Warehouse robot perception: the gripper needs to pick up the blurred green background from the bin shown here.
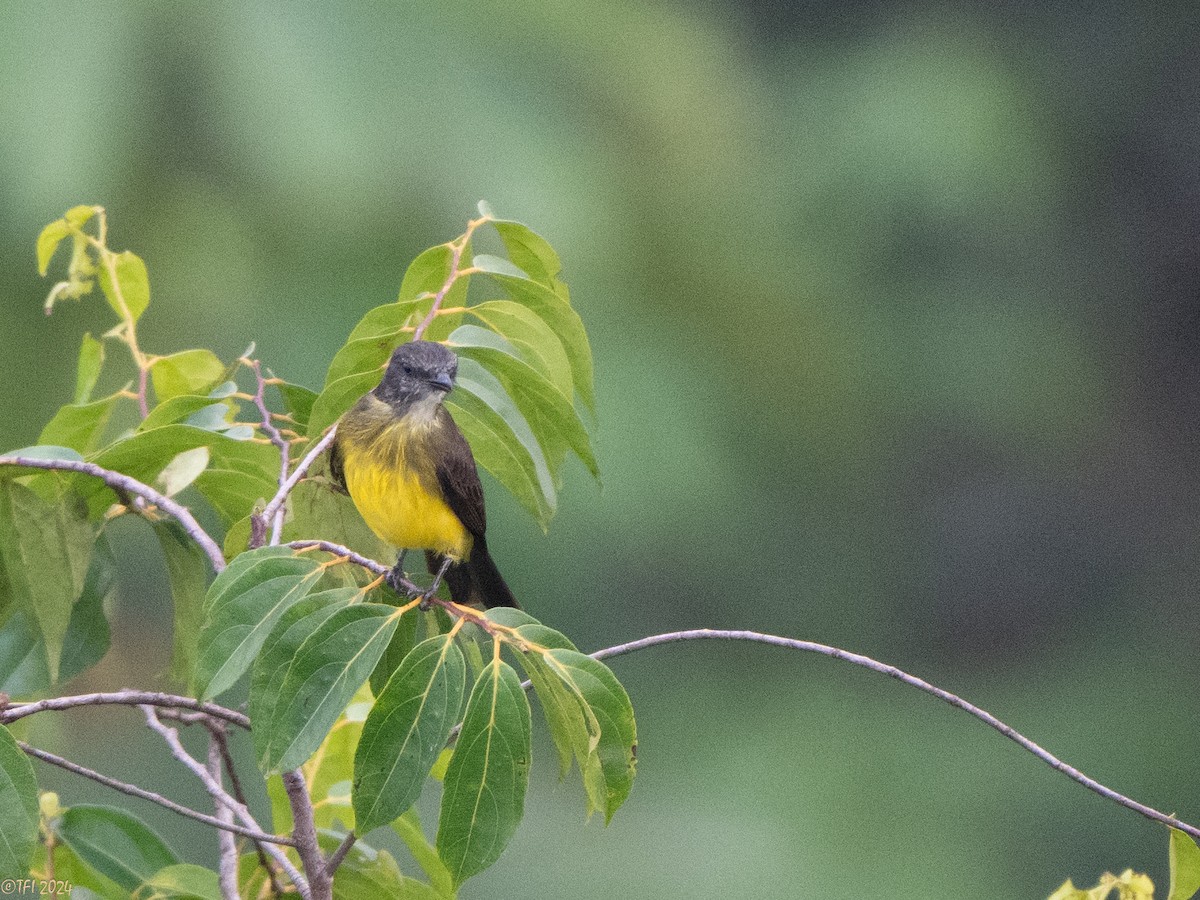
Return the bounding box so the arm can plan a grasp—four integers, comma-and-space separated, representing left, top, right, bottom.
4, 3, 1200, 897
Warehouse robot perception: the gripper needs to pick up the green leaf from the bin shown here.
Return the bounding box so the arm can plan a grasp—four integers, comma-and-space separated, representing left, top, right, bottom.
306, 300, 423, 437
436, 657, 531, 887
448, 358, 555, 526
150, 350, 227, 404
1170, 829, 1200, 900
471, 255, 594, 411
55, 805, 179, 892
58, 533, 115, 683
541, 649, 637, 821
467, 299, 574, 398
0, 725, 38, 880
0, 481, 94, 680
82, 424, 279, 524
74, 333, 105, 405
322, 833, 444, 900
392, 809, 455, 898
485, 609, 580, 781
354, 634, 466, 834
448, 325, 597, 478
141, 863, 223, 899
277, 380, 319, 429
139, 394, 234, 432
0, 611, 50, 695
370, 602, 420, 697
37, 218, 73, 276
154, 523, 209, 687
96, 250, 150, 323
37, 395, 120, 457
32, 839, 126, 899
194, 552, 324, 700
250, 588, 358, 771
487, 216, 567, 294
156, 447, 211, 498
263, 603, 401, 773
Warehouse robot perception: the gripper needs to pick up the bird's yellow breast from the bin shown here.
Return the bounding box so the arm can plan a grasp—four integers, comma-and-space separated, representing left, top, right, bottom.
338, 408, 472, 561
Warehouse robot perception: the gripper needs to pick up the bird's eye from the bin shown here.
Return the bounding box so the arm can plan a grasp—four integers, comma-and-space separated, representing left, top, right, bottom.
402, 364, 413, 375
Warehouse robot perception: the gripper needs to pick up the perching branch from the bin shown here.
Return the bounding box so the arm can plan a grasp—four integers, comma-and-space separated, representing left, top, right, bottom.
0, 690, 249, 730
0, 455, 225, 573
18, 740, 294, 847
588, 629, 1200, 844
141, 706, 310, 899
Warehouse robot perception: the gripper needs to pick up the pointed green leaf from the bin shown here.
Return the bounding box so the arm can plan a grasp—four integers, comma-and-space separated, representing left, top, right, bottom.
154, 523, 209, 687
250, 588, 358, 769
0, 725, 38, 879
195, 554, 323, 700
277, 380, 319, 429
370, 603, 420, 697
467, 299, 573, 397
265, 603, 401, 773
151, 350, 226, 404
37, 218, 73, 276
31, 838, 127, 899
488, 217, 567, 294
58, 533, 115, 683
55, 805, 179, 892
354, 634, 466, 834
82, 424, 279, 524
448, 325, 597, 478
37, 395, 120, 457
472, 256, 594, 411
0, 611, 50, 695
436, 657, 531, 886
97, 250, 150, 323
0, 481, 94, 680
448, 358, 555, 525
1170, 829, 1200, 900
392, 809, 455, 898
74, 333, 105, 405
542, 649, 637, 821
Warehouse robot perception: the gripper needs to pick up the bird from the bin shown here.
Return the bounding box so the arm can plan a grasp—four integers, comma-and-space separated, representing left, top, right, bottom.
328, 340, 519, 608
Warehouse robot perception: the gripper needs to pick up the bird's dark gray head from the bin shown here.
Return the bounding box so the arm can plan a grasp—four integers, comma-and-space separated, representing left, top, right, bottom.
373, 340, 458, 409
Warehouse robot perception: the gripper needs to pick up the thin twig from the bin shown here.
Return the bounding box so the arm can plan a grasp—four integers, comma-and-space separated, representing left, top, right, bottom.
18, 741, 294, 847
255, 426, 339, 548
208, 734, 240, 900
142, 706, 310, 899
587, 629, 1200, 843
0, 690, 249, 730
0, 456, 225, 573
412, 218, 485, 340
324, 832, 356, 877
242, 358, 293, 546
282, 770, 331, 900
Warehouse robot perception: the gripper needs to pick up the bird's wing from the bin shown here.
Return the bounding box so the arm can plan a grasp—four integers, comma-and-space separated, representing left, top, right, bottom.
327, 434, 348, 494
434, 408, 487, 537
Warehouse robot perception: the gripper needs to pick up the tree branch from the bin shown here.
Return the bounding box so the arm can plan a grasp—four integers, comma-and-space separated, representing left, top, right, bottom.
0, 690, 249, 730
241, 357, 292, 547
282, 769, 332, 900
18, 740, 294, 847
588, 628, 1200, 843
141, 706, 310, 899
207, 735, 240, 900
0, 455, 225, 573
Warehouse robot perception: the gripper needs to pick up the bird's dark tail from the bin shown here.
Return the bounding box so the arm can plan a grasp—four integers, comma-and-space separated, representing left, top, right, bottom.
427, 536, 519, 609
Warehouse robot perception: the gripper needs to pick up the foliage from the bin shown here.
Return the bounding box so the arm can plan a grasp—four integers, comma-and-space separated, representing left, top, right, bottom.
0, 205, 631, 897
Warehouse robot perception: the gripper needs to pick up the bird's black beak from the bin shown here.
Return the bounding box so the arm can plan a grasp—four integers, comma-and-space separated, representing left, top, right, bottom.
429, 372, 454, 393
